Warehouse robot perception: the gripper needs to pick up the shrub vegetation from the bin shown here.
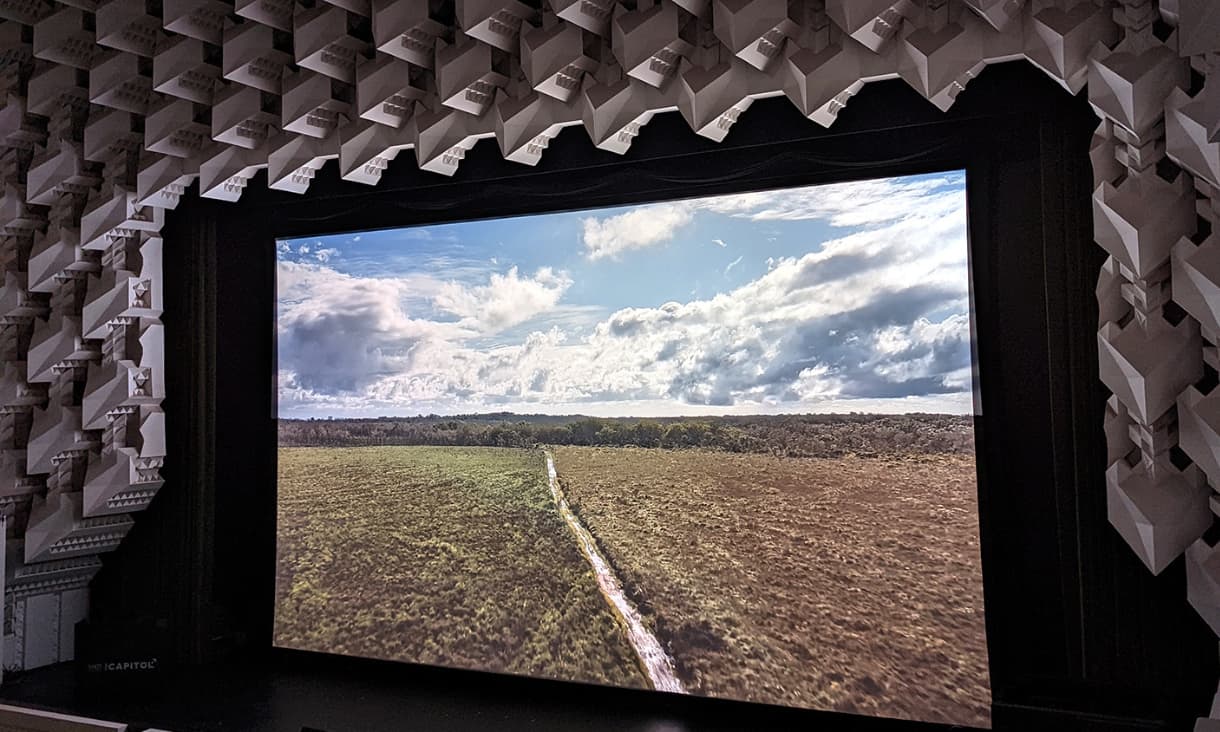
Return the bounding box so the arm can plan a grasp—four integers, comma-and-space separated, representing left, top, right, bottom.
279, 412, 974, 457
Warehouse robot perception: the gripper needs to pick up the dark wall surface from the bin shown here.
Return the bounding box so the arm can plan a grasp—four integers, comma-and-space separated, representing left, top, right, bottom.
4, 61, 1214, 732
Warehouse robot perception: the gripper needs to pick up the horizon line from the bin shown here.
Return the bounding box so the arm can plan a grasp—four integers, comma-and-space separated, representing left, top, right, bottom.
278, 411, 975, 421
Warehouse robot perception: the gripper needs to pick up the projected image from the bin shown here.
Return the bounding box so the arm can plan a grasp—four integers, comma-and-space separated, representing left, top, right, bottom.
274, 172, 990, 728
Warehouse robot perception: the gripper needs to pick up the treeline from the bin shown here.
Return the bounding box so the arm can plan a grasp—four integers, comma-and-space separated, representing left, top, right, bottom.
278, 413, 974, 458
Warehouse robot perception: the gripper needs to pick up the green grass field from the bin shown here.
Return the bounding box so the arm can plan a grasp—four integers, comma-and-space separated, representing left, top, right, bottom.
275, 445, 647, 688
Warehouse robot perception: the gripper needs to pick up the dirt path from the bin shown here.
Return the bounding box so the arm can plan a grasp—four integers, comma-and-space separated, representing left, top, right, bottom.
543, 450, 686, 694
552, 446, 990, 726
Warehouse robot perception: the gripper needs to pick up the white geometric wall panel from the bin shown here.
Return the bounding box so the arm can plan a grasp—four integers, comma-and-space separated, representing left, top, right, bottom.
0, 0, 1218, 724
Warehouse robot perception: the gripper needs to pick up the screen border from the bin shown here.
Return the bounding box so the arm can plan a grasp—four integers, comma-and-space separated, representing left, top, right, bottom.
268, 166, 987, 716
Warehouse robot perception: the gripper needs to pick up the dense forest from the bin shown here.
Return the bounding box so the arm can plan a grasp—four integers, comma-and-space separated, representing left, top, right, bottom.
278, 413, 975, 458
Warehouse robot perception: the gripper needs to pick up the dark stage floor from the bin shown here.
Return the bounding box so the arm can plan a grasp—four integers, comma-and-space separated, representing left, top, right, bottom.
0, 656, 967, 732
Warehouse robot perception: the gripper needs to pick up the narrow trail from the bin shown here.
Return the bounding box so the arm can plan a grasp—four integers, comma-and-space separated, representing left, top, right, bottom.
542, 450, 686, 694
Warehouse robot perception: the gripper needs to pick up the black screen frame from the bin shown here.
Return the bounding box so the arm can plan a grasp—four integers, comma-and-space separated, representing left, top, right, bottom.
66, 61, 1219, 732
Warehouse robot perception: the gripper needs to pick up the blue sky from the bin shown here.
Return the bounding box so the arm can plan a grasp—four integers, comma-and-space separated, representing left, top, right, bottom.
276, 171, 974, 418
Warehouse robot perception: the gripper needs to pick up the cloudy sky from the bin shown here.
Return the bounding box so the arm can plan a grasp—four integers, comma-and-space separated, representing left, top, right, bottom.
276, 172, 975, 419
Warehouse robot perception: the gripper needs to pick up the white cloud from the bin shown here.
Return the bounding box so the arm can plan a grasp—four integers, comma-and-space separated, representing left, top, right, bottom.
276, 261, 470, 393
697, 174, 962, 227
287, 230, 969, 416
581, 202, 694, 260
392, 227, 459, 244
278, 174, 973, 417
298, 244, 310, 255
278, 261, 573, 393
314, 247, 339, 263
724, 255, 743, 276
867, 314, 972, 383
711, 238, 727, 248
792, 365, 844, 401
432, 266, 573, 334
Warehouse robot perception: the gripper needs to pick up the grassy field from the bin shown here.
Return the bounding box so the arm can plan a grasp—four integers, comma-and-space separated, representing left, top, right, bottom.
276, 442, 990, 727
275, 445, 647, 688
553, 446, 990, 728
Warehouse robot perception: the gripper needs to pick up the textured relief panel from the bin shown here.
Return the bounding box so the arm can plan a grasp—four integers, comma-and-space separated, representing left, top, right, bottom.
1166, 83, 1220, 188
1087, 36, 1188, 139
0, 3, 1216, 725
1024, 3, 1118, 94
1107, 457, 1212, 574
1, 0, 161, 676
1098, 313, 1201, 426
520, 18, 598, 102
1188, 538, 1220, 636
1093, 169, 1194, 280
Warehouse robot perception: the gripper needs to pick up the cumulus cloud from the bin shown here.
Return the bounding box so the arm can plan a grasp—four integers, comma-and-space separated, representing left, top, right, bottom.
433, 266, 572, 333
574, 175, 960, 262
277, 261, 467, 394
285, 243, 968, 415
278, 174, 973, 417
581, 203, 694, 260
562, 245, 969, 409
279, 262, 572, 394
314, 247, 339, 263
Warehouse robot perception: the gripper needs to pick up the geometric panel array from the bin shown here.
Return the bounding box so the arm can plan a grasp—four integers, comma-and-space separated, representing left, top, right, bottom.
0, 0, 1218, 724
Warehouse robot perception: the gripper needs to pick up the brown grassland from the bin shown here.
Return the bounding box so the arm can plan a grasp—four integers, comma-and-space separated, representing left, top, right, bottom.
553, 446, 990, 728
275, 445, 647, 688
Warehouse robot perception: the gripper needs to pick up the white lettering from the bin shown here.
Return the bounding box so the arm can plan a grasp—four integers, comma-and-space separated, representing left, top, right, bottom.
95, 659, 158, 672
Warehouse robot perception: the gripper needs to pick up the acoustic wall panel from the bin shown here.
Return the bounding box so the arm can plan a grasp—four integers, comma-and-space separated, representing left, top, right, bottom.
0, 3, 1217, 726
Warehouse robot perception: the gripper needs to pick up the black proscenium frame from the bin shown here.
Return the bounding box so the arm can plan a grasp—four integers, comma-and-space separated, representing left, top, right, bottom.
60, 62, 1216, 731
